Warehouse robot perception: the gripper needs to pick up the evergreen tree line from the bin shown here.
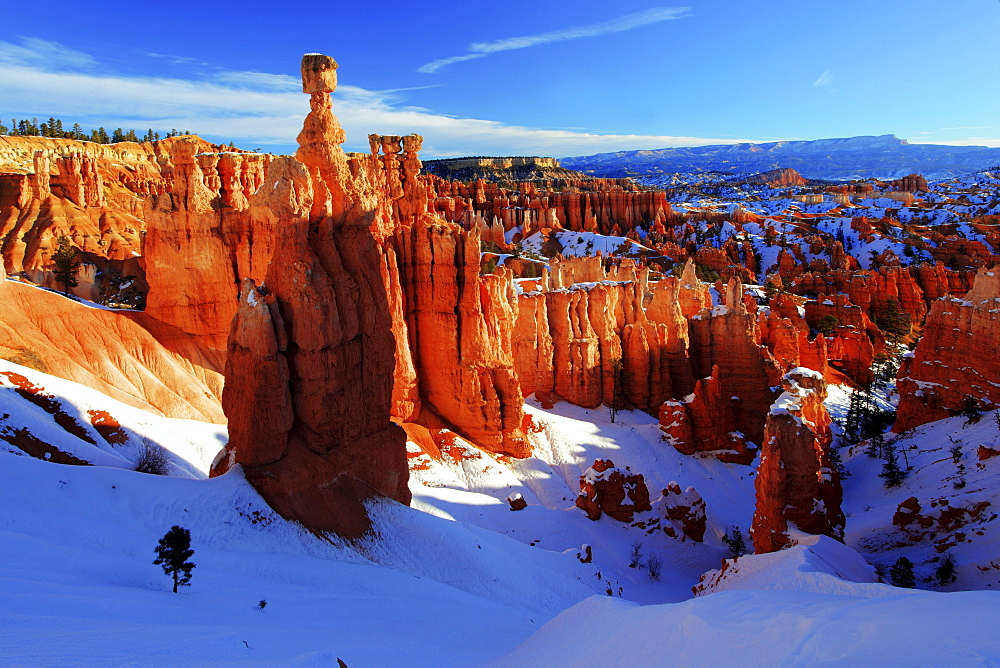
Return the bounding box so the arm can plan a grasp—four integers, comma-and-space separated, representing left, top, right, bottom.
0, 116, 190, 144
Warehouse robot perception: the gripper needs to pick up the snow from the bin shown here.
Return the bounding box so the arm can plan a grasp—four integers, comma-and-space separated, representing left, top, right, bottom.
499, 586, 1000, 665
520, 230, 653, 258
5, 358, 1000, 663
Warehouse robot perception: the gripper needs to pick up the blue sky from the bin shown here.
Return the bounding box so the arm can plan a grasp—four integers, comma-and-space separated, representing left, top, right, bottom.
2, 0, 999, 157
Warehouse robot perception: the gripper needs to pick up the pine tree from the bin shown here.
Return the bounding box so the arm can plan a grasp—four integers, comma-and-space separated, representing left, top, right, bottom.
889, 556, 915, 588
723, 527, 748, 560
844, 388, 870, 444
865, 432, 885, 459
828, 442, 850, 479
153, 526, 196, 593
880, 443, 907, 488
875, 298, 910, 344
959, 396, 982, 425
51, 235, 80, 296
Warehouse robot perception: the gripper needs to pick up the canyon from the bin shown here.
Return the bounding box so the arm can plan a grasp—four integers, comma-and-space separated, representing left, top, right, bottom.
3, 48, 1000, 667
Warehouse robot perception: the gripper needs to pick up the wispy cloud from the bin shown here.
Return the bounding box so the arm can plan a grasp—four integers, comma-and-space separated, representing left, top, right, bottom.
0, 37, 97, 70
418, 7, 691, 73
812, 70, 833, 87
0, 37, 753, 157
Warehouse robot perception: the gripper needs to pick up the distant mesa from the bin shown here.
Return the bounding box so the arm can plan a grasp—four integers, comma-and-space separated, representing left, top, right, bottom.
561, 134, 1000, 181
421, 156, 586, 181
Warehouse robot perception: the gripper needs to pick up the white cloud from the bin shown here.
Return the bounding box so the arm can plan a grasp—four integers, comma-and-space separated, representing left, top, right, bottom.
0, 38, 749, 157
812, 70, 833, 87
418, 7, 691, 73
0, 37, 97, 70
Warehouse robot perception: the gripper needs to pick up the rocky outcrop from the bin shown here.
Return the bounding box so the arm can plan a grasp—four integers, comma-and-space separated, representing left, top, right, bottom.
213, 55, 409, 539
891, 495, 992, 553
888, 173, 930, 193
0, 278, 224, 422
687, 279, 782, 451
575, 459, 651, 522
427, 176, 672, 238
740, 167, 807, 187
752, 368, 844, 553
657, 482, 706, 542
895, 268, 1000, 432
658, 367, 754, 464
142, 139, 270, 352
0, 134, 232, 304
421, 156, 584, 181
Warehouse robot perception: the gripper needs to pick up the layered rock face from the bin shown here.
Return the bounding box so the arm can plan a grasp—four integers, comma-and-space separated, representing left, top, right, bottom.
895, 268, 1000, 432
751, 368, 844, 553
427, 176, 673, 239
0, 278, 224, 422
0, 134, 232, 304
682, 279, 782, 458
214, 55, 409, 539
388, 218, 529, 457
143, 140, 271, 352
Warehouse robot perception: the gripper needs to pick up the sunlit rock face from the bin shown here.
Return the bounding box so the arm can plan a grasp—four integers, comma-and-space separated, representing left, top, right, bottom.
214, 54, 409, 539
752, 368, 844, 554
895, 268, 1000, 433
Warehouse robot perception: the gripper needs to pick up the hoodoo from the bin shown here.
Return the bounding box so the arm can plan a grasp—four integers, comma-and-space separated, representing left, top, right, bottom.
212, 54, 409, 539
751, 368, 844, 553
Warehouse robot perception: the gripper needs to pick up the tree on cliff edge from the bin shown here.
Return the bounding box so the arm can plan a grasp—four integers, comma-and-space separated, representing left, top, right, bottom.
52, 235, 79, 296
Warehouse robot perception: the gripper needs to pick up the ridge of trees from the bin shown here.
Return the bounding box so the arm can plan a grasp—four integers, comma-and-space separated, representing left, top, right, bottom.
0, 117, 191, 144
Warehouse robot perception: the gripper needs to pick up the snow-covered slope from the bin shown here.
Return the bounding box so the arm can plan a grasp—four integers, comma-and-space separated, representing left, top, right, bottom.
499, 584, 1000, 665
5, 360, 1000, 664
0, 363, 600, 665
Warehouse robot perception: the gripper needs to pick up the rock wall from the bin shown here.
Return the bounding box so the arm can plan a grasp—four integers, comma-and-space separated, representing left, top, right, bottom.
895, 268, 1000, 432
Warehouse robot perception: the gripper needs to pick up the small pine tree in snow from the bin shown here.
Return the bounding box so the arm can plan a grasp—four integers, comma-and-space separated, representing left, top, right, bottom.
865, 432, 885, 459
879, 443, 907, 488
959, 396, 982, 426
723, 527, 748, 560
828, 443, 850, 479
153, 526, 195, 593
889, 556, 916, 588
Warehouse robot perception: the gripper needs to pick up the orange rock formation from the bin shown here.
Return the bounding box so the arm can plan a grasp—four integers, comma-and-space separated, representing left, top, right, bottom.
751, 368, 844, 553
575, 458, 652, 522
213, 54, 409, 539
895, 268, 1000, 432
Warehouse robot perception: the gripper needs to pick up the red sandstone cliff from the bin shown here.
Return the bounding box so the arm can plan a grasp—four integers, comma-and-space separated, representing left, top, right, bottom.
895, 267, 1000, 432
